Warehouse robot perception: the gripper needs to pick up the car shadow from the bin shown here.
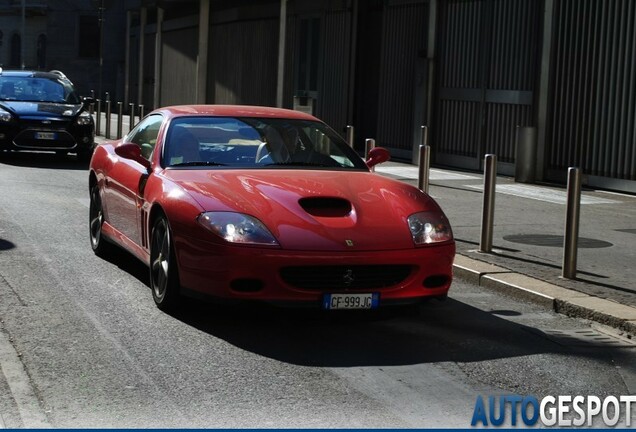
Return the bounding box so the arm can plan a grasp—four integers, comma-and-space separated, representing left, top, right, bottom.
164, 295, 570, 367
0, 238, 16, 251
100, 239, 622, 369
101, 246, 150, 286
0, 150, 89, 170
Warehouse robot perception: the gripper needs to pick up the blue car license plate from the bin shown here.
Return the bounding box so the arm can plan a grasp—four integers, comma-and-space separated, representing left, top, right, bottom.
323, 293, 379, 310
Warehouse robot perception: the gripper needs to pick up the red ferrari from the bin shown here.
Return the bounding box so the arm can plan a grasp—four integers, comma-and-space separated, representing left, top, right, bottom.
88, 105, 455, 311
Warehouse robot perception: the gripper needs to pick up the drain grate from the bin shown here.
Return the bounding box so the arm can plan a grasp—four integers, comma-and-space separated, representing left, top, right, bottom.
536, 328, 636, 348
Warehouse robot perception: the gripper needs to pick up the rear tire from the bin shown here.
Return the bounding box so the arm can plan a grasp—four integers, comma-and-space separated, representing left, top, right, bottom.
150, 215, 181, 311
89, 184, 113, 257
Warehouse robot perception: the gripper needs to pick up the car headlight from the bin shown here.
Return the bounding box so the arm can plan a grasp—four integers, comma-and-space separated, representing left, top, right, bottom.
197, 212, 279, 246
0, 108, 12, 122
407, 211, 453, 245
76, 111, 93, 125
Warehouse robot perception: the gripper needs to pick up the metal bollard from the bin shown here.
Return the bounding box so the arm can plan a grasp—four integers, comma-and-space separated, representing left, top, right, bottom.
105, 99, 112, 140
129, 103, 135, 131
117, 102, 123, 139
139, 104, 145, 121
365, 138, 376, 172
89, 90, 95, 115
95, 99, 101, 136
418, 126, 431, 193
562, 167, 582, 279
346, 125, 354, 148
479, 154, 497, 253
417, 145, 431, 193
421, 125, 429, 147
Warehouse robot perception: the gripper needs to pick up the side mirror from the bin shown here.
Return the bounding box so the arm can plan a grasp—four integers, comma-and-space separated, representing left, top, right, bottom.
115, 143, 151, 171
365, 147, 390, 168
82, 96, 95, 106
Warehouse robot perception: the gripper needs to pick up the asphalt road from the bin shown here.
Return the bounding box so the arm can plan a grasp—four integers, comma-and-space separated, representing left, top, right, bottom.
0, 151, 635, 428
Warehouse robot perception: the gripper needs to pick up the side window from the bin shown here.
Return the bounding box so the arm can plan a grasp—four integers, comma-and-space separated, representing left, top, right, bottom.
127, 114, 163, 159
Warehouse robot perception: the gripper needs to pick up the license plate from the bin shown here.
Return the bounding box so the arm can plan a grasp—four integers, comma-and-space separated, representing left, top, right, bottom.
323, 293, 379, 310
35, 132, 56, 140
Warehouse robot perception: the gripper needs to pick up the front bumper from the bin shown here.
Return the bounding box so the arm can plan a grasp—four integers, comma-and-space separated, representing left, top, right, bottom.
0, 121, 94, 152
175, 235, 456, 307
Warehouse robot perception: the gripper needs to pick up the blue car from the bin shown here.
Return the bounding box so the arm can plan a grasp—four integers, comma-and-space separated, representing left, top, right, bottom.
0, 69, 95, 161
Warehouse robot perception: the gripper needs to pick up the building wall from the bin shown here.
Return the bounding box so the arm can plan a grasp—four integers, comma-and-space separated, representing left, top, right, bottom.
546, 0, 636, 189
208, 7, 279, 106
433, 0, 540, 174
45, 0, 127, 98
0, 2, 47, 69
161, 26, 198, 106
123, 0, 635, 192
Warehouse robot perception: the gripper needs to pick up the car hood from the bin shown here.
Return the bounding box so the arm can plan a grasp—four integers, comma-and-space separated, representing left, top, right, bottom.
0, 101, 81, 118
165, 169, 444, 251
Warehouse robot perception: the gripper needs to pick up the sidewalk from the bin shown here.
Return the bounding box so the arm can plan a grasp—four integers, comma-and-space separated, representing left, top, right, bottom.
376, 162, 636, 336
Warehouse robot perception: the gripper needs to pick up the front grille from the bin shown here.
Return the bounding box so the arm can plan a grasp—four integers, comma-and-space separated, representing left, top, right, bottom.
20, 119, 71, 130
14, 129, 76, 149
280, 265, 413, 290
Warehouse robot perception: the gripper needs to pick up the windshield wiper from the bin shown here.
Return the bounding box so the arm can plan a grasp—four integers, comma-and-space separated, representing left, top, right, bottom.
170, 161, 227, 167
264, 161, 337, 168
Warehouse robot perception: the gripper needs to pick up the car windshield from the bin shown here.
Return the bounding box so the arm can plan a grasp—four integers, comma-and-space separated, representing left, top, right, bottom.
163, 116, 368, 170
0, 76, 80, 104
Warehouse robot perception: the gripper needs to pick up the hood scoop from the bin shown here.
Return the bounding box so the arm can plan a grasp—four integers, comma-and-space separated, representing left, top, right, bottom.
299, 197, 352, 218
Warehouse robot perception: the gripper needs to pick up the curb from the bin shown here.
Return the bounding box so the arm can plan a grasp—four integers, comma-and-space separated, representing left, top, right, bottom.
453, 254, 636, 337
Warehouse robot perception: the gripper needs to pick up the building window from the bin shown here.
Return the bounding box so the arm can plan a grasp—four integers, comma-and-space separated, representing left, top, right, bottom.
10, 34, 20, 67
37, 34, 46, 69
78, 15, 99, 58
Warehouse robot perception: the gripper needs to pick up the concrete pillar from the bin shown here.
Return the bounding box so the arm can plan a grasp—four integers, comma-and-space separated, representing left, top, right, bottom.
347, 0, 358, 125
137, 6, 146, 106
154, 7, 163, 110
124, 10, 131, 106
536, 0, 555, 182
276, 0, 287, 108
196, 0, 210, 104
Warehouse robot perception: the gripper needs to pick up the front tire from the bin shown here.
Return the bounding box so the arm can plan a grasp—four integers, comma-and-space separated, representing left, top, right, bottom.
150, 215, 181, 311
89, 185, 112, 257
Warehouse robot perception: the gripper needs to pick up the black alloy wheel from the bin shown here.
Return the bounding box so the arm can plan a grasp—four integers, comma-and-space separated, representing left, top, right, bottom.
150, 215, 181, 311
89, 185, 112, 256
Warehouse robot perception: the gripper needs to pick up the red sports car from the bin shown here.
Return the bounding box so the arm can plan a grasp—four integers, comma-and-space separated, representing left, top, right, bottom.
88, 105, 455, 311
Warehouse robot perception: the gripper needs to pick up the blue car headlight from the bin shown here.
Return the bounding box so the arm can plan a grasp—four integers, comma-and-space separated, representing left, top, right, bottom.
407, 211, 453, 245
197, 212, 279, 246
0, 108, 12, 122
76, 111, 93, 125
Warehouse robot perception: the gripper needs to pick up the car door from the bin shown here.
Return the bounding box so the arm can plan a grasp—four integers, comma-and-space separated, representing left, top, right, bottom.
104, 114, 163, 245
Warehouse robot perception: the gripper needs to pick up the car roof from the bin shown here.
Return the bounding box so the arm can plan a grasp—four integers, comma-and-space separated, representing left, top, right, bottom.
154, 105, 320, 121
0, 69, 72, 83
